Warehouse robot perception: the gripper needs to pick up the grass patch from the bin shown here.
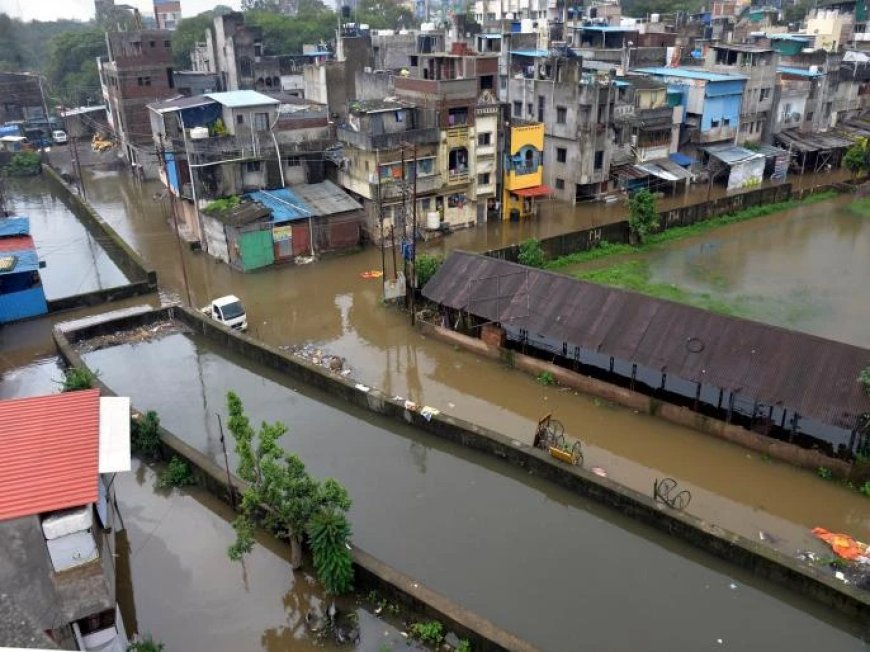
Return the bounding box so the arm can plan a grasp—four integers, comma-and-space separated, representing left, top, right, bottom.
573, 261, 746, 316
546, 190, 839, 269
846, 197, 870, 219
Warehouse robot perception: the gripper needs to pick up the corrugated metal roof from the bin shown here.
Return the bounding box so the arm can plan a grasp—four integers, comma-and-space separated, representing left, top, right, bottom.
578, 25, 638, 32
247, 188, 312, 223
0, 217, 29, 238
292, 181, 364, 216
423, 252, 870, 428
204, 90, 280, 108
0, 390, 101, 521
148, 95, 215, 114
0, 242, 39, 275
704, 144, 764, 165
510, 49, 551, 57
632, 66, 748, 82
778, 66, 826, 78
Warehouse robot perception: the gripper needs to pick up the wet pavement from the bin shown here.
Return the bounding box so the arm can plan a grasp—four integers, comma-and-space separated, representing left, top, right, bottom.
5, 177, 129, 300
77, 330, 868, 651
556, 193, 870, 348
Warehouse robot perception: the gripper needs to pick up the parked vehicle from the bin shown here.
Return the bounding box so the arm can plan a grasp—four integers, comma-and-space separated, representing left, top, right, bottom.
0, 136, 31, 152
52, 130, 68, 145
201, 295, 247, 331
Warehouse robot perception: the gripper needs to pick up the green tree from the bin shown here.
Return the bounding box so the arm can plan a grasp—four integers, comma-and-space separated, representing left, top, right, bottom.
171, 7, 234, 70
60, 367, 97, 391
353, 0, 416, 29
843, 137, 870, 178
243, 0, 281, 10
415, 253, 443, 288
627, 188, 659, 243
246, 8, 335, 55
45, 28, 106, 106
225, 392, 354, 594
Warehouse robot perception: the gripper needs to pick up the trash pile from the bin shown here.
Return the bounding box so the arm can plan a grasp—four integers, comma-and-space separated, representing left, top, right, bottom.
286, 344, 354, 379
798, 527, 870, 591
75, 320, 187, 352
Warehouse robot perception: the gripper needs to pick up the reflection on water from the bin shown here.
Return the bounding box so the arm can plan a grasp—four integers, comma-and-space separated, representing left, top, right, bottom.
6, 177, 129, 299
83, 333, 867, 651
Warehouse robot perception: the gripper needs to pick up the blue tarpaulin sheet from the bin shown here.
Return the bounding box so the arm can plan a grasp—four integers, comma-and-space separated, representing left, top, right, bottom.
0, 217, 30, 238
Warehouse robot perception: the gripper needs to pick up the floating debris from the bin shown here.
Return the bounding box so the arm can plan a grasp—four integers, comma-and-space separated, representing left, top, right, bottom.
74, 319, 188, 352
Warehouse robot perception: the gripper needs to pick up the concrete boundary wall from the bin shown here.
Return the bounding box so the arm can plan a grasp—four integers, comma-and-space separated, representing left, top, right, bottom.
53, 306, 870, 625
41, 164, 158, 309
52, 310, 537, 652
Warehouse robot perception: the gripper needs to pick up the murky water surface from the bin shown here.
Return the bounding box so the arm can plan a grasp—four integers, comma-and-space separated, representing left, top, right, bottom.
81, 333, 868, 650
6, 177, 129, 299
558, 194, 870, 347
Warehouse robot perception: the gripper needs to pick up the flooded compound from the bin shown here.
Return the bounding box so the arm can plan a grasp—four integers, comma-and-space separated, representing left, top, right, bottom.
48, 170, 870, 557
5, 177, 130, 300
0, 352, 414, 652
556, 193, 870, 348
78, 329, 868, 651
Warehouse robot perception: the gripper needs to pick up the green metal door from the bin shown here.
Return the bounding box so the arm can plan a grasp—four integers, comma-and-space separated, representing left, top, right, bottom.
239, 229, 275, 271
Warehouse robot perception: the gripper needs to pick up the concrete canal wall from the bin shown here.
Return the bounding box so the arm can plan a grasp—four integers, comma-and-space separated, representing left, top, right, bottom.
486, 184, 793, 262
53, 306, 870, 626
52, 310, 537, 652
41, 164, 157, 311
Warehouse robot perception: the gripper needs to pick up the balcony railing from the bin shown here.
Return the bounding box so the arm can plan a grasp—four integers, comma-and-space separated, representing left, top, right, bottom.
377, 173, 442, 198
337, 126, 440, 151
447, 170, 469, 185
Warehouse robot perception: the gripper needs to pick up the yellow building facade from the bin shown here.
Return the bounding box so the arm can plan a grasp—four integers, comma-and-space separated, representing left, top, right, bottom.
502, 121, 549, 220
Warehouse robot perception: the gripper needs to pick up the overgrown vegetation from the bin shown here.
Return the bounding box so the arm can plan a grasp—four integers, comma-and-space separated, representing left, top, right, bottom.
204, 195, 241, 215
817, 466, 833, 480
127, 635, 164, 652
627, 188, 659, 243
537, 371, 555, 386
847, 197, 870, 219
409, 620, 444, 645
60, 366, 98, 392
131, 411, 162, 459
858, 366, 870, 396
5, 152, 42, 177
157, 456, 196, 489
517, 238, 545, 268
843, 137, 870, 178
225, 391, 354, 595
415, 253, 443, 288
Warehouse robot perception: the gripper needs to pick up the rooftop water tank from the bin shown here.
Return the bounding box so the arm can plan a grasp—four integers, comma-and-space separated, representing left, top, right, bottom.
426, 211, 440, 230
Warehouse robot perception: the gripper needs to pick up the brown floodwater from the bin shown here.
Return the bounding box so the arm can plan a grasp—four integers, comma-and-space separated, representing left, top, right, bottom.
78, 332, 868, 650
69, 169, 870, 548
6, 177, 129, 300
557, 193, 870, 348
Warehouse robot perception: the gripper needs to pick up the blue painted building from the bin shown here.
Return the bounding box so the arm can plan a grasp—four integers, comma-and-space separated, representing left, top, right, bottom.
0, 217, 47, 324
632, 67, 747, 147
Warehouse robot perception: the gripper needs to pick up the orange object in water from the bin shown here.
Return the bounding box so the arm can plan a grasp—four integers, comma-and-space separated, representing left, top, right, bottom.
360, 270, 384, 279
812, 527, 869, 561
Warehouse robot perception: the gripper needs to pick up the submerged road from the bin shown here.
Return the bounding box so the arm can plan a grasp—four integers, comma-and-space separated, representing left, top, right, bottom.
78, 330, 867, 651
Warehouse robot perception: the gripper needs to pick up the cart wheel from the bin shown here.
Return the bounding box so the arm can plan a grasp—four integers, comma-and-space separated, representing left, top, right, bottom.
671, 490, 691, 511
548, 419, 565, 440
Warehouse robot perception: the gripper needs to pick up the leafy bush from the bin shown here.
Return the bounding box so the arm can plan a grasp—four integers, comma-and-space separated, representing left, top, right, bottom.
307, 509, 354, 595
5, 151, 41, 176
456, 640, 472, 652
60, 367, 98, 391
157, 456, 196, 489
860, 481, 870, 497
131, 411, 162, 458
409, 620, 444, 645
817, 466, 833, 480
518, 238, 545, 268
204, 195, 241, 215
537, 371, 555, 386
415, 253, 443, 288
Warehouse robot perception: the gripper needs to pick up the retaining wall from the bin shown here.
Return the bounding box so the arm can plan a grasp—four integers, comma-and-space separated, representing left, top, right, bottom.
42, 164, 157, 308
52, 310, 537, 652
487, 184, 794, 262
53, 306, 870, 625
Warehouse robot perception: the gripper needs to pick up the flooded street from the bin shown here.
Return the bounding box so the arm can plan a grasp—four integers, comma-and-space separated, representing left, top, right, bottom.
77, 330, 867, 651
73, 169, 870, 548
557, 193, 870, 348
6, 177, 129, 300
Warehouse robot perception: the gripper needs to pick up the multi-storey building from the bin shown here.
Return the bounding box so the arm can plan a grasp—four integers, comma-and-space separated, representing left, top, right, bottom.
507, 54, 616, 201
706, 43, 778, 144
153, 0, 181, 30
502, 120, 548, 220
98, 29, 177, 175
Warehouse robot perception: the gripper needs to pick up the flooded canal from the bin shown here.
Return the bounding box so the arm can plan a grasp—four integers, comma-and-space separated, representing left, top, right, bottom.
46, 169, 862, 553
557, 194, 870, 348
79, 330, 867, 650
5, 177, 129, 300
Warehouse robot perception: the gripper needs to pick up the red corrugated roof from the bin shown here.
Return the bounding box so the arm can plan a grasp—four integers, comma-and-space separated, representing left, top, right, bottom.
0, 235, 35, 253
0, 389, 100, 521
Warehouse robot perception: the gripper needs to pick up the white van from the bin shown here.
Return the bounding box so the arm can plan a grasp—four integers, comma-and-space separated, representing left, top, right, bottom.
52, 130, 68, 144
202, 295, 247, 331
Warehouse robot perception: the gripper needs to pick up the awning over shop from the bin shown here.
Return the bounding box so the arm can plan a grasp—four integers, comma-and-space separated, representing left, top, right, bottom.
512, 185, 554, 197
669, 152, 694, 166
634, 158, 693, 181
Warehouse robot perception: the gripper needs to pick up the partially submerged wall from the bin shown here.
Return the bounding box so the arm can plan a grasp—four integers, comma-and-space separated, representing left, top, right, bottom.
42, 164, 157, 311
53, 306, 870, 625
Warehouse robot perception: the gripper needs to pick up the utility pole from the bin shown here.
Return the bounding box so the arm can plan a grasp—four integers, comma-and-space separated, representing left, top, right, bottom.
400, 144, 408, 307
215, 413, 235, 509
410, 142, 418, 326
157, 136, 194, 307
